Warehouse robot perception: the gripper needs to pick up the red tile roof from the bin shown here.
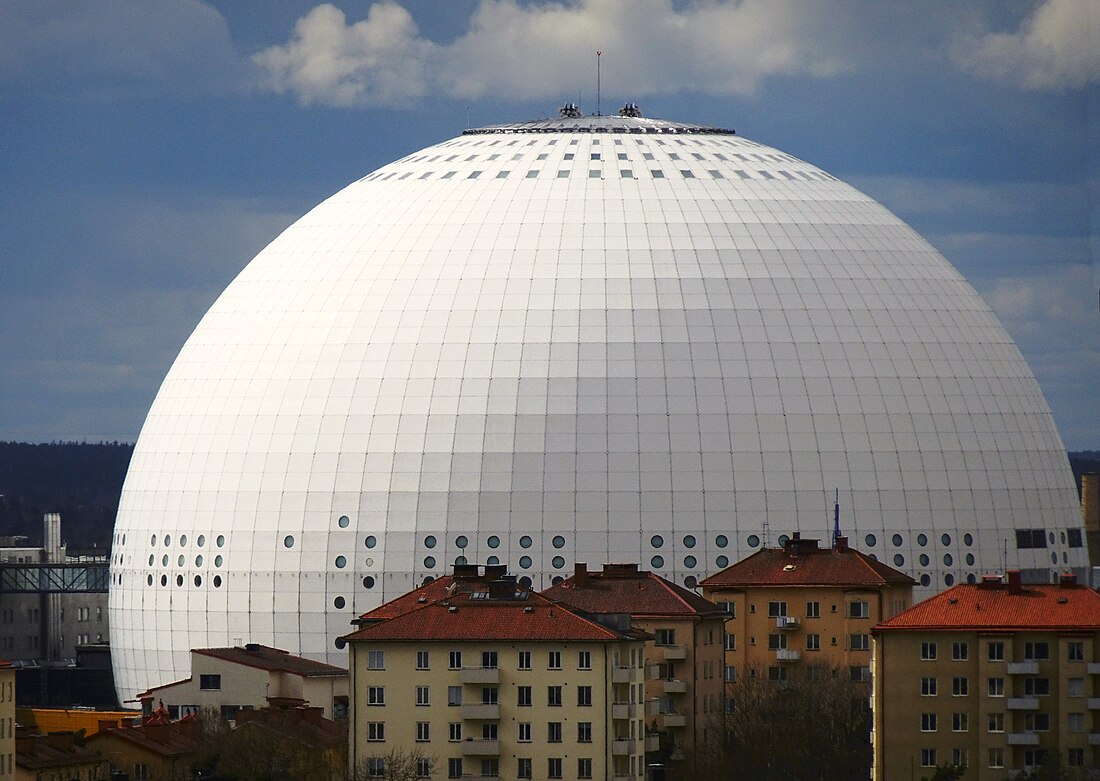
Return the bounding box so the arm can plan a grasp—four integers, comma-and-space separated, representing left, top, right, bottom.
700, 537, 914, 589
345, 592, 639, 643
87, 718, 205, 759
358, 565, 529, 621
192, 645, 347, 677
234, 707, 346, 749
542, 564, 727, 619
874, 579, 1100, 633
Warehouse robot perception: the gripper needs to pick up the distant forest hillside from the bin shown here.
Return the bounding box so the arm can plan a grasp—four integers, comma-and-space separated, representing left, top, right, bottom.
0, 442, 1097, 550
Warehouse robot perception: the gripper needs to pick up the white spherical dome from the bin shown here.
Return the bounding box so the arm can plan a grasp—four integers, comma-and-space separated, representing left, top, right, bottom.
109, 114, 1084, 700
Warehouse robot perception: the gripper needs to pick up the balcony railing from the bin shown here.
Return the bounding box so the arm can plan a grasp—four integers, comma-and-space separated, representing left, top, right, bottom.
1087, 662, 1100, 675
1088, 733, 1100, 746
611, 665, 636, 683
660, 712, 686, 728
776, 649, 801, 662
776, 615, 799, 630
461, 739, 500, 756
660, 644, 687, 661
1006, 697, 1039, 710
460, 667, 500, 684
459, 703, 500, 720
662, 679, 687, 694
611, 738, 637, 756
644, 734, 660, 752
1006, 733, 1040, 746
1087, 698, 1100, 710
1006, 661, 1039, 675
613, 702, 639, 720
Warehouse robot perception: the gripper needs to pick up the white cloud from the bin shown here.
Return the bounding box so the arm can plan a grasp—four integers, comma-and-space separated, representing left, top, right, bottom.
254, 0, 853, 108
953, 0, 1100, 89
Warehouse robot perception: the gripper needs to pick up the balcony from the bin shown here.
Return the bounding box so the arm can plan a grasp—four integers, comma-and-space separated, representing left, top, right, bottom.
461, 739, 500, 756
612, 665, 636, 683
613, 702, 639, 720
645, 734, 660, 752
1088, 698, 1100, 710
612, 738, 637, 756
1087, 662, 1100, 675
1006, 733, 1040, 746
776, 615, 799, 630
776, 649, 801, 663
660, 712, 686, 729
1007, 661, 1039, 675
460, 667, 500, 684
660, 644, 687, 661
1006, 697, 1039, 710
662, 679, 687, 694
1089, 733, 1100, 746
459, 703, 500, 720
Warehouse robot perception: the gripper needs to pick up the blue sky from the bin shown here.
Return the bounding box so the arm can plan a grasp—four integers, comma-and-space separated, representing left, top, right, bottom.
1, 0, 1097, 448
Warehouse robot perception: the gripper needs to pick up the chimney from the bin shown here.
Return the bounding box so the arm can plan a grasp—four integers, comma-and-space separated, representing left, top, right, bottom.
1007, 570, 1023, 595
834, 536, 849, 552
978, 574, 1002, 589
1059, 572, 1077, 588
574, 563, 588, 587
1083, 473, 1099, 566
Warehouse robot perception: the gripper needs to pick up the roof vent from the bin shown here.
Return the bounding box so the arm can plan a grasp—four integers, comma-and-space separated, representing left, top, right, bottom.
559, 102, 582, 118
783, 564, 796, 571
448, 606, 458, 613
618, 102, 642, 118
523, 606, 534, 613
947, 598, 957, 605
417, 596, 427, 603
1059, 572, 1077, 588
1057, 597, 1068, 604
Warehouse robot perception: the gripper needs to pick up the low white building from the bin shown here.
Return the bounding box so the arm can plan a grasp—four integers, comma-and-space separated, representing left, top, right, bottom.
137, 644, 348, 722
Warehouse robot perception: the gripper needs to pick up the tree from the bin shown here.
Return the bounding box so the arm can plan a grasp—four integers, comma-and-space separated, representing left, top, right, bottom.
921, 763, 966, 781
350, 748, 436, 781
683, 665, 872, 781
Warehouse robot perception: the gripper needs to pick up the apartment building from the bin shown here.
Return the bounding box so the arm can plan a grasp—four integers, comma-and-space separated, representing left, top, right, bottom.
344, 579, 649, 781
700, 534, 914, 684
872, 571, 1100, 780
137, 644, 349, 722
542, 563, 728, 766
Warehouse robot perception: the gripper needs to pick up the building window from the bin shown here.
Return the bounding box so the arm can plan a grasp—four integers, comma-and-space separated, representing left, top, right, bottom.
448, 759, 463, 779
548, 686, 562, 706
367, 722, 385, 742
1068, 528, 1084, 548
578, 758, 593, 779
951, 642, 968, 661
1068, 712, 1084, 732
1024, 678, 1050, 696
548, 758, 563, 779
1068, 641, 1084, 661
481, 687, 498, 705
548, 722, 562, 743
416, 650, 429, 670
199, 674, 221, 691
848, 601, 870, 619
1015, 529, 1047, 549
850, 666, 870, 682
806, 601, 820, 618
518, 650, 531, 670
449, 723, 462, 742
416, 686, 430, 706
449, 650, 462, 669
767, 602, 787, 618
988, 678, 1004, 697
988, 748, 1004, 768
481, 650, 498, 669
725, 633, 736, 651
921, 642, 937, 660
134, 764, 149, 781
1024, 713, 1050, 731
1023, 750, 1049, 768
920, 749, 937, 767
654, 628, 676, 646
806, 634, 820, 651
366, 759, 385, 778
578, 722, 592, 743
1024, 642, 1050, 660
921, 677, 937, 696
921, 713, 937, 732
518, 723, 531, 742
367, 687, 385, 706
517, 686, 532, 706
1068, 748, 1085, 767
1068, 678, 1084, 697
415, 758, 431, 778
517, 758, 532, 779
951, 749, 968, 768
577, 686, 592, 706
367, 650, 385, 669
480, 758, 498, 778
768, 634, 787, 650
849, 634, 870, 651
548, 650, 562, 669
987, 641, 1004, 661
578, 651, 591, 670
952, 677, 968, 696
988, 712, 1003, 732
448, 686, 462, 706
416, 722, 430, 742
768, 666, 786, 682
952, 713, 968, 732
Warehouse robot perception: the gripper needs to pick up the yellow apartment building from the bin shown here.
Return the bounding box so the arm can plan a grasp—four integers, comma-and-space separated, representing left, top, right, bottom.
345, 577, 649, 781
0, 660, 12, 778
700, 534, 914, 684
872, 571, 1100, 780
542, 563, 728, 768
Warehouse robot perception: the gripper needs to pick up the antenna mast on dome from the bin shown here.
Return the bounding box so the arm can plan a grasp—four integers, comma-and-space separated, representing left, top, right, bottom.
596, 51, 602, 116
832, 488, 842, 548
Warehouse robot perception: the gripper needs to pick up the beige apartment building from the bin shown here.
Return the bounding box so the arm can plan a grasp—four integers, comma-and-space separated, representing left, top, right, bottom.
542, 563, 728, 767
701, 534, 914, 684
137, 644, 348, 722
345, 577, 649, 781
872, 571, 1100, 780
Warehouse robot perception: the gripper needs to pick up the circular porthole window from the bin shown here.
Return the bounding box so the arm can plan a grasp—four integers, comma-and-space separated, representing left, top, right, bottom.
338, 515, 350, 528
920, 574, 930, 587
552, 556, 565, 568
684, 576, 697, 588
179, 534, 187, 546
147, 574, 153, 586
778, 534, 790, 546
456, 535, 468, 549
424, 556, 436, 568
892, 534, 903, 547
197, 535, 205, 547
552, 576, 563, 585
894, 554, 905, 566
365, 535, 377, 548
650, 535, 664, 548
151, 534, 157, 546
334, 596, 346, 609
520, 535, 533, 549
194, 575, 202, 587
965, 553, 974, 566
161, 574, 168, 587
177, 555, 185, 567
425, 535, 437, 549
148, 554, 154, 566
865, 534, 877, 547
335, 555, 347, 568
944, 574, 955, 586
966, 574, 976, 584
963, 533, 973, 547
919, 554, 929, 566
164, 535, 171, 547
917, 533, 928, 547
213, 575, 222, 588
552, 535, 566, 549
487, 535, 500, 549
519, 576, 532, 588
363, 576, 375, 589
162, 555, 169, 566
487, 556, 499, 566
455, 556, 468, 566
941, 534, 952, 546
175, 575, 183, 587
684, 535, 696, 548
284, 536, 294, 548
651, 555, 664, 568
716, 535, 728, 548
943, 554, 953, 566
684, 555, 697, 568
216, 535, 225, 548
335, 638, 347, 650
716, 555, 728, 567
214, 555, 223, 568
195, 555, 203, 567
519, 556, 532, 569
747, 534, 760, 548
